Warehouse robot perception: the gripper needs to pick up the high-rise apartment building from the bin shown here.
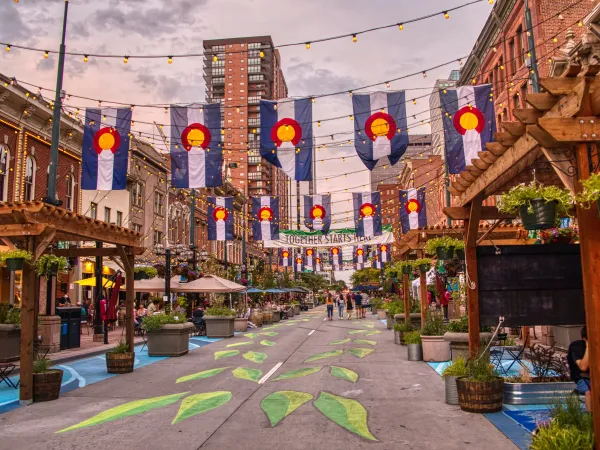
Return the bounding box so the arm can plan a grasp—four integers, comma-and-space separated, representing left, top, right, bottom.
429, 70, 459, 159
203, 36, 290, 230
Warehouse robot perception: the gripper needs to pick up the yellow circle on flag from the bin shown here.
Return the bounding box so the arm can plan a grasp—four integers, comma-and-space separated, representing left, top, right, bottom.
260, 210, 271, 221
215, 210, 226, 220
187, 128, 205, 147
459, 112, 479, 131
276, 125, 296, 142
370, 118, 389, 137
98, 133, 116, 150
362, 205, 373, 216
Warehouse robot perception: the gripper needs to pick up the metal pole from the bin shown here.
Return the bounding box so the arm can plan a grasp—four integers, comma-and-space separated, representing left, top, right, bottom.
190, 189, 197, 269
93, 242, 103, 335
524, 0, 540, 93
224, 242, 228, 279
46, 0, 69, 205
165, 248, 171, 302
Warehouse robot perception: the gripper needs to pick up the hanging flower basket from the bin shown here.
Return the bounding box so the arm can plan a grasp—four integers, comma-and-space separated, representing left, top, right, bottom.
419, 264, 429, 273
436, 246, 455, 260
134, 272, 149, 280
5, 258, 25, 271
402, 265, 412, 275
455, 249, 465, 260
519, 199, 557, 230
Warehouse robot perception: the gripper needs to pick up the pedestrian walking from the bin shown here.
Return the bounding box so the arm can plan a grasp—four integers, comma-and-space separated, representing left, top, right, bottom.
326, 293, 334, 321
354, 292, 364, 318
346, 293, 354, 320
337, 292, 345, 319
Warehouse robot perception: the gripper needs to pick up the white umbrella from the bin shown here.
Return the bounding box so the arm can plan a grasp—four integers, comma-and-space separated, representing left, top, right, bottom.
172, 274, 246, 293
134, 276, 180, 292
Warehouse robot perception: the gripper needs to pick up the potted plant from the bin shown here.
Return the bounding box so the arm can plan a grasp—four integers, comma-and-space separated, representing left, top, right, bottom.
106, 340, 134, 374
420, 313, 450, 362
393, 322, 413, 345
425, 236, 462, 260
453, 241, 465, 260
134, 265, 158, 280
204, 306, 236, 338
383, 301, 403, 330
576, 171, 600, 217
142, 312, 193, 356
456, 355, 503, 413
35, 254, 68, 277
442, 356, 467, 405
33, 357, 63, 402
0, 249, 33, 271
443, 315, 494, 362
498, 181, 572, 230
538, 227, 579, 245
0, 305, 20, 362
414, 258, 432, 273
405, 331, 423, 361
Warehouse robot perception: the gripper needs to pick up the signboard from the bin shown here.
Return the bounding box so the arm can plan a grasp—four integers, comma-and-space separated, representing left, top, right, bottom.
263, 226, 394, 249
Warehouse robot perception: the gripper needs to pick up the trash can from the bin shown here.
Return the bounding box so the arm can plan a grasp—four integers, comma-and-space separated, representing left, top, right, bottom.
56, 307, 81, 350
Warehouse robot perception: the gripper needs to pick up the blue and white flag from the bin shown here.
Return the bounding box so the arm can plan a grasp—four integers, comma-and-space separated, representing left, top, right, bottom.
304, 194, 331, 234
295, 255, 304, 272
440, 84, 496, 174
315, 255, 323, 272
207, 197, 234, 241
353, 192, 382, 237
304, 248, 317, 271
378, 244, 390, 263
82, 108, 131, 190
399, 187, 428, 234
279, 248, 292, 267
354, 245, 367, 269
170, 103, 222, 188
330, 247, 342, 268
353, 91, 409, 171
251, 196, 279, 241
372, 255, 383, 270
259, 99, 312, 181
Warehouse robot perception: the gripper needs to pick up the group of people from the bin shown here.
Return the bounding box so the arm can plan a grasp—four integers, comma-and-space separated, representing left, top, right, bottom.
325, 291, 368, 321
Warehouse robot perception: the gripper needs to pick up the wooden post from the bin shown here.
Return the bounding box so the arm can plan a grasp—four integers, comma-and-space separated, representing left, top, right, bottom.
465, 194, 483, 357
403, 273, 410, 324
575, 142, 600, 437
126, 253, 135, 352
418, 250, 427, 328
19, 237, 35, 403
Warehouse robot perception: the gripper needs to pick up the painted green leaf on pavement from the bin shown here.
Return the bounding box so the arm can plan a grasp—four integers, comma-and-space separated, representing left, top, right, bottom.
226, 341, 254, 348
171, 391, 232, 424
348, 348, 374, 359
347, 330, 368, 335
365, 331, 382, 336
57, 392, 188, 433
244, 332, 260, 338
261, 391, 313, 427
352, 340, 377, 346
261, 331, 278, 336
330, 366, 359, 383
214, 350, 239, 360
314, 392, 377, 441
243, 351, 267, 364
273, 366, 322, 381
361, 324, 375, 328
232, 367, 262, 383
260, 340, 276, 346
176, 367, 230, 384
303, 350, 343, 363
330, 339, 351, 345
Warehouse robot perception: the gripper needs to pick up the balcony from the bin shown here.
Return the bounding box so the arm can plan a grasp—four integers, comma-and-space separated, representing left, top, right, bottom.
248, 156, 262, 165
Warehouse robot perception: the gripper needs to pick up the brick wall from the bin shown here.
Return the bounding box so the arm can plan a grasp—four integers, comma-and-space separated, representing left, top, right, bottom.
0, 119, 19, 202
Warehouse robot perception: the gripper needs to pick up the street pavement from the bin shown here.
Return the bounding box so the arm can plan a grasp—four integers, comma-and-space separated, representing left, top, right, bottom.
0, 307, 516, 450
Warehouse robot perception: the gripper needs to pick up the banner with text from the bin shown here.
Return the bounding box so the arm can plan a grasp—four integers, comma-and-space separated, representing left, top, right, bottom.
263, 226, 394, 249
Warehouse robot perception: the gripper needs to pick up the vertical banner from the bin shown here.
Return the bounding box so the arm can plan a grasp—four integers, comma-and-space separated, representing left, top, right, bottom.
399, 187, 427, 234
208, 197, 234, 241
251, 196, 280, 241
353, 192, 382, 237
304, 194, 331, 234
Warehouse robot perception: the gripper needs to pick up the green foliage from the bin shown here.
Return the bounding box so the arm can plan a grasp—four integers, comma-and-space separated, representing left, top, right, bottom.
0, 249, 33, 264
464, 355, 498, 382
0, 305, 20, 325
403, 331, 422, 344
384, 301, 404, 316
177, 296, 188, 308
576, 172, 600, 207
141, 312, 188, 332
393, 322, 413, 332
134, 265, 158, 279
424, 236, 463, 256
528, 344, 570, 381
33, 357, 52, 374
297, 272, 329, 292
369, 297, 383, 310
350, 268, 381, 285
498, 182, 573, 217
442, 357, 468, 378
446, 315, 469, 333
109, 340, 130, 354
413, 258, 433, 270
35, 254, 68, 277
205, 306, 235, 317
421, 313, 447, 336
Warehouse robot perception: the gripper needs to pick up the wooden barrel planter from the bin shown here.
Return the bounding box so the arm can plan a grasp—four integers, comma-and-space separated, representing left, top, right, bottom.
251, 311, 263, 327
456, 377, 504, 413
33, 369, 63, 402
263, 310, 273, 325
106, 352, 135, 374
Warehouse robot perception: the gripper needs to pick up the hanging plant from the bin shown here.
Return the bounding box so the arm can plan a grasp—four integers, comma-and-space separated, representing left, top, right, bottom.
414, 258, 432, 273
0, 249, 33, 271
498, 182, 572, 230
538, 227, 579, 245
134, 265, 158, 280
35, 254, 68, 277
424, 236, 462, 260
575, 172, 600, 216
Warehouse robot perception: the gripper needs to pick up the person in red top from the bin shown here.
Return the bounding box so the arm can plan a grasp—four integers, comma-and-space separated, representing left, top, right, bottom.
100, 297, 107, 322
441, 290, 451, 322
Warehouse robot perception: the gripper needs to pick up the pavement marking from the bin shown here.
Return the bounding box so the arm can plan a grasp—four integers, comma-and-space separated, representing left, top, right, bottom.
308, 330, 315, 336
258, 362, 283, 384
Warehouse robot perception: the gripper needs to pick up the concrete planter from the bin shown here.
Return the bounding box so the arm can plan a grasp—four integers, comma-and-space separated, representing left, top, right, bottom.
205, 316, 235, 338
385, 312, 393, 330
0, 324, 20, 362
407, 344, 423, 361
421, 335, 451, 362
394, 313, 422, 329
294, 305, 301, 316
272, 311, 281, 323
503, 380, 574, 405
443, 332, 494, 362
234, 318, 248, 332
445, 376, 460, 405
147, 323, 194, 356
377, 309, 387, 320
394, 331, 402, 345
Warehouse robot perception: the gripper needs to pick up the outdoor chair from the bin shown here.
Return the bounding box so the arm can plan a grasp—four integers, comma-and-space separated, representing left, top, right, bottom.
80, 314, 89, 335
0, 363, 19, 389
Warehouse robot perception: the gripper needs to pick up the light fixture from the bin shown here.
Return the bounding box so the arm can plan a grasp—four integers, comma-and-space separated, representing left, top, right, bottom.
398, 23, 404, 31
124, 55, 129, 64
444, 11, 449, 19
44, 51, 49, 59
386, 82, 390, 88
352, 34, 357, 42
83, 55, 88, 63
167, 56, 173, 64
5, 45, 11, 52
422, 71, 427, 78
311, 97, 315, 103
305, 42, 311, 50
213, 54, 218, 62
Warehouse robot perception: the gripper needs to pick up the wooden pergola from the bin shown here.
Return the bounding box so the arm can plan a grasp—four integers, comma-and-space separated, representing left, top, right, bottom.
0, 201, 144, 403
443, 70, 600, 436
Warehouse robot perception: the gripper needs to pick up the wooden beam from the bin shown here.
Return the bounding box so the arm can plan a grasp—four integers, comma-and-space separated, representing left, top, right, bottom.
34, 227, 56, 260
461, 171, 477, 183
117, 245, 133, 274
501, 121, 527, 137
495, 132, 519, 146
448, 185, 463, 197
444, 206, 516, 220
476, 219, 502, 245
465, 194, 483, 357
0, 223, 46, 237
125, 252, 135, 352
512, 108, 543, 124
19, 237, 35, 403
478, 238, 537, 246
473, 158, 491, 171
485, 142, 509, 157
403, 272, 410, 325
478, 151, 498, 165
417, 249, 427, 329
451, 181, 467, 192
466, 165, 483, 176
455, 175, 472, 188
526, 92, 559, 111
11, 210, 27, 224
580, 64, 600, 77
539, 77, 582, 95
52, 247, 145, 258
537, 117, 600, 142
0, 238, 15, 250
527, 124, 560, 148
540, 147, 576, 195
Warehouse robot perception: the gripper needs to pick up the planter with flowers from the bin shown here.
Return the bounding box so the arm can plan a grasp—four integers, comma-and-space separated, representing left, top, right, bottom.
576, 171, 600, 217
0, 249, 33, 271
106, 340, 134, 374
35, 254, 68, 277
414, 258, 432, 273
498, 182, 572, 230
134, 265, 158, 280
538, 227, 579, 245
425, 236, 463, 260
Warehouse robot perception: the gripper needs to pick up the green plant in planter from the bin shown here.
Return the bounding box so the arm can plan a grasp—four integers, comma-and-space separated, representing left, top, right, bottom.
403, 331, 422, 345
134, 265, 158, 279
442, 356, 468, 378
393, 322, 413, 333
0, 249, 33, 270
576, 172, 600, 208
424, 236, 462, 257
413, 258, 432, 272
176, 296, 188, 309
109, 340, 130, 354
421, 313, 447, 336
35, 254, 68, 277
33, 357, 53, 374
205, 306, 236, 317
141, 313, 187, 332
464, 355, 498, 382
0, 305, 20, 326
385, 301, 404, 317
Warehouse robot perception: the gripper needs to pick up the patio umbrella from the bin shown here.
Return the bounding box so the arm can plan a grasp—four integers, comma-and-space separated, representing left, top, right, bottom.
134, 276, 180, 293
172, 274, 246, 293
245, 287, 265, 294
74, 277, 116, 288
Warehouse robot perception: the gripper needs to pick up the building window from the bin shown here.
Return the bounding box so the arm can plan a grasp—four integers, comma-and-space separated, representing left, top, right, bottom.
521, 84, 528, 105
132, 223, 142, 233
153, 230, 163, 246
154, 192, 165, 215
24, 156, 35, 201
116, 211, 123, 227
131, 182, 143, 207
513, 94, 520, 111
104, 207, 111, 223
0, 145, 9, 202
65, 172, 74, 211
517, 26, 526, 67
90, 202, 98, 219
509, 39, 517, 75
248, 42, 261, 49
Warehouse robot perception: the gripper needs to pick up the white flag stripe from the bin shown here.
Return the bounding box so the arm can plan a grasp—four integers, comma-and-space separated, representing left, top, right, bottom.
276, 101, 296, 179
456, 86, 480, 167
369, 92, 391, 161
216, 197, 226, 241
407, 187, 419, 230
187, 107, 206, 187
96, 108, 118, 190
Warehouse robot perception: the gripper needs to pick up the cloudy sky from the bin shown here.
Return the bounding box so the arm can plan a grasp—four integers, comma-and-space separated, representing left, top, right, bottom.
1, 0, 492, 281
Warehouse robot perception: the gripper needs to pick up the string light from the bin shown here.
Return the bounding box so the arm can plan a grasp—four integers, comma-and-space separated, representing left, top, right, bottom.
5, 45, 11, 52
413, 99, 417, 105
317, 121, 321, 127
305, 42, 311, 50
83, 55, 88, 63
124, 56, 129, 64
352, 34, 357, 42
398, 23, 404, 31
444, 11, 450, 19
311, 97, 315, 103
489, 0, 494, 4
386, 82, 390, 88
44, 51, 49, 59
578, 20, 583, 27
260, 50, 264, 58
422, 71, 427, 78
167, 56, 173, 64
213, 55, 218, 62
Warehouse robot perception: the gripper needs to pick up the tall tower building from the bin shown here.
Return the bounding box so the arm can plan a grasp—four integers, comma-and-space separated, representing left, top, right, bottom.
429, 70, 460, 158
203, 36, 290, 230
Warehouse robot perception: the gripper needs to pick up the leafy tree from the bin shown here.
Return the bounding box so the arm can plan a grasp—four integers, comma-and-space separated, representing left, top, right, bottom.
350, 268, 381, 286
298, 272, 329, 293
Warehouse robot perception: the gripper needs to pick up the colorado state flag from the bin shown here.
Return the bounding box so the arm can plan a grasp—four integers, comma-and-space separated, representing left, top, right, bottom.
353, 192, 382, 238
399, 187, 427, 234
354, 245, 368, 269
82, 108, 131, 190
304, 194, 331, 234
304, 248, 317, 270
251, 196, 279, 241
207, 197, 234, 241
279, 248, 292, 267
378, 244, 390, 263
259, 99, 312, 181
353, 91, 409, 170
330, 247, 342, 268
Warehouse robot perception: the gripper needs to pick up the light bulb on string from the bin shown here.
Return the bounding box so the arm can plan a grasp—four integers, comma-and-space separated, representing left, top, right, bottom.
213, 54, 218, 62
5, 45, 11, 52
398, 23, 404, 31
386, 82, 390, 88
83, 55, 88, 63
167, 56, 173, 64
124, 56, 129, 64
305, 42, 311, 50
444, 11, 449, 19
352, 34, 357, 42
44, 51, 49, 59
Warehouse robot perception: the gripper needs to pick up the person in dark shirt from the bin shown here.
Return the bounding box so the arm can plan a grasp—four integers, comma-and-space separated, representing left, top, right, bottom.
567, 326, 591, 411
353, 293, 363, 319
